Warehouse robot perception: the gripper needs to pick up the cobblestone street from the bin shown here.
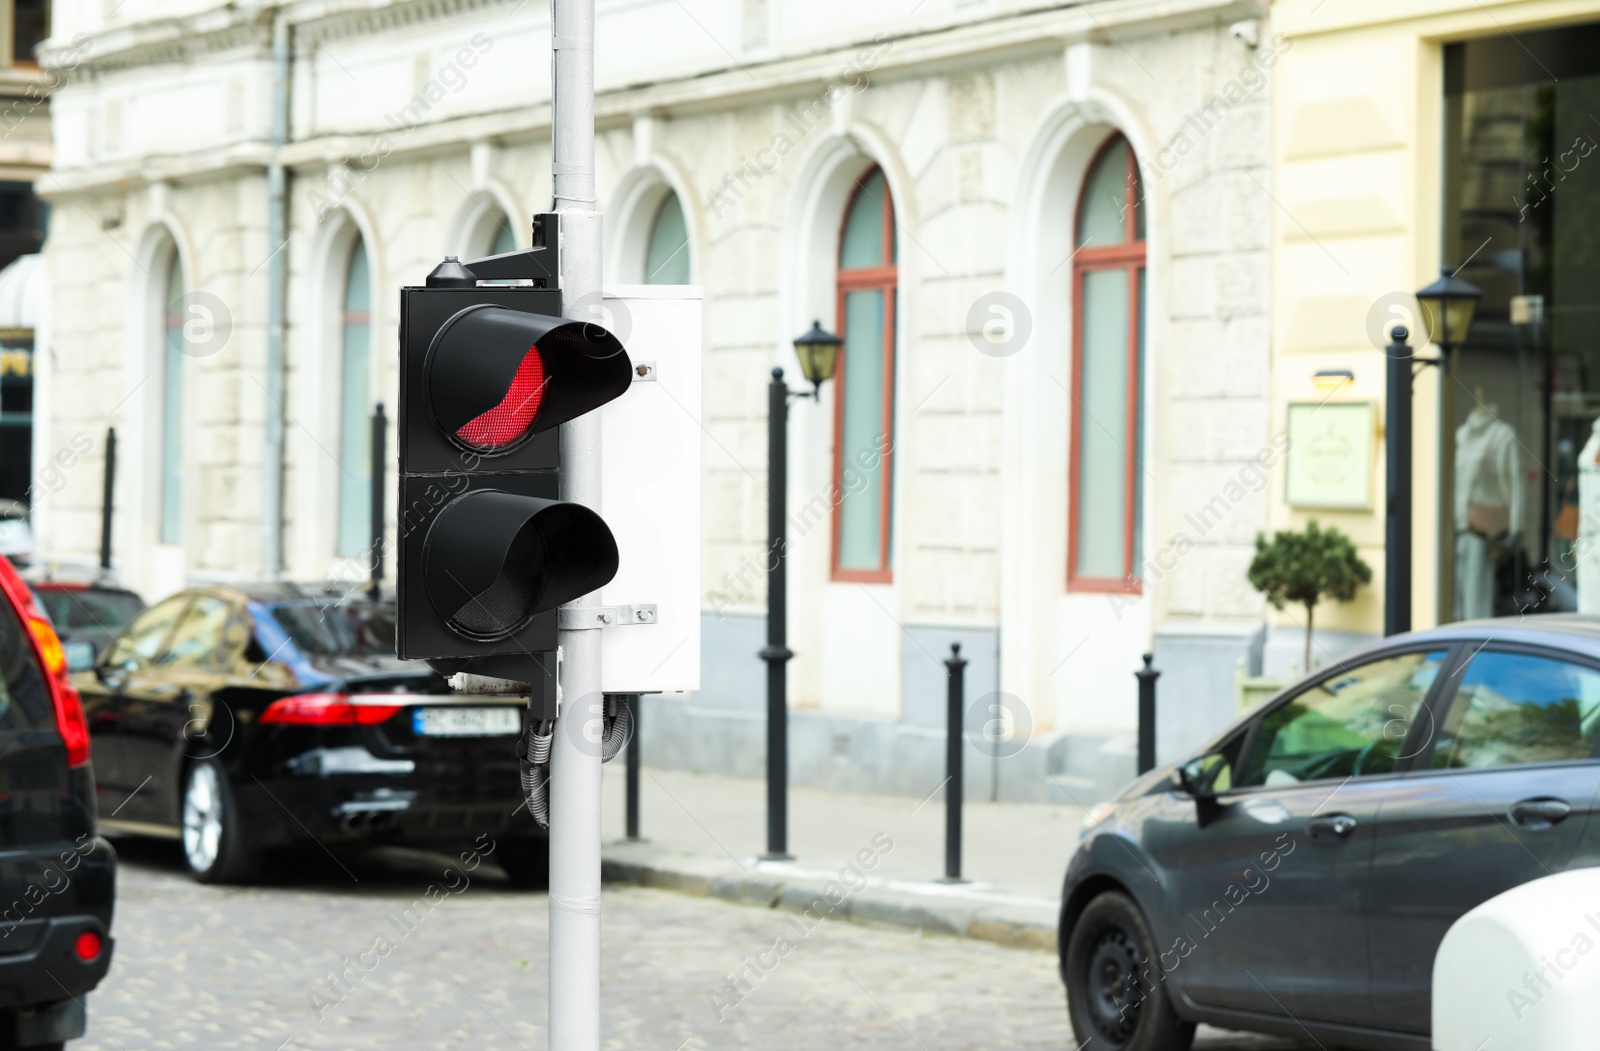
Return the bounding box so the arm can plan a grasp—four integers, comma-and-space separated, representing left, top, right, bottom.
74, 839, 1312, 1051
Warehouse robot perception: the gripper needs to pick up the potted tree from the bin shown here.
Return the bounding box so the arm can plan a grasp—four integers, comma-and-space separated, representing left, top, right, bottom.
1248, 520, 1373, 675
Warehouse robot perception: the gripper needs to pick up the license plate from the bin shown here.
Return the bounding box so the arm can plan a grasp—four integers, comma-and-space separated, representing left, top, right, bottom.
412, 707, 522, 737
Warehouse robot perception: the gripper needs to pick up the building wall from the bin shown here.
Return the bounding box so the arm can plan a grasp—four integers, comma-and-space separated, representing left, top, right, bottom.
36, 0, 1279, 800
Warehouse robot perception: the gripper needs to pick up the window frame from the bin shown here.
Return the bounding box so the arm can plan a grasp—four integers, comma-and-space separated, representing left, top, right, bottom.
1407, 642, 1600, 775
1204, 644, 1463, 797
1068, 133, 1147, 594
831, 167, 898, 584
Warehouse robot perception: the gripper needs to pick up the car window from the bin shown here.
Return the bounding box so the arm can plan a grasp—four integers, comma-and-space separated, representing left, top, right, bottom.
1235, 650, 1448, 788
0, 587, 54, 733
263, 601, 396, 657
31, 588, 144, 633
1430, 651, 1600, 770
103, 595, 190, 670
162, 596, 236, 669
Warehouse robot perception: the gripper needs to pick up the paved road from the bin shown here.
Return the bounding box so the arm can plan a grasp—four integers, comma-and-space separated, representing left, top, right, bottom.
76, 838, 1312, 1051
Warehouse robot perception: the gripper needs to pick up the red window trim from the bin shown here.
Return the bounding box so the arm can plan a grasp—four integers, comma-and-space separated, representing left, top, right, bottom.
831, 168, 897, 586
1067, 134, 1146, 595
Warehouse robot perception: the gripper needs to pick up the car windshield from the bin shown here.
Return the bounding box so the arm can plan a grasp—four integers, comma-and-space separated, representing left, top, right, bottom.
261, 601, 396, 658
31, 588, 145, 633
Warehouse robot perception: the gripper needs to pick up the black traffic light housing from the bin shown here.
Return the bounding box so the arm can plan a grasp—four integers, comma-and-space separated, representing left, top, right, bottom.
397, 215, 632, 701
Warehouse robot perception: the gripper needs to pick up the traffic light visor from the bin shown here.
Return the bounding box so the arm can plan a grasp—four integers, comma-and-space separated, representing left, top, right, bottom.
426, 305, 631, 453
423, 490, 619, 641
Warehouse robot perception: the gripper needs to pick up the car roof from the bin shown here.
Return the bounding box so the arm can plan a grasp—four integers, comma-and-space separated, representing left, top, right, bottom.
1374, 614, 1600, 660
176, 581, 391, 606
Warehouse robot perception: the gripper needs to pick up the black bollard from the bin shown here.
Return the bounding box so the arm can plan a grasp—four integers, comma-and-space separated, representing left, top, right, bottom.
1136, 653, 1159, 774
625, 694, 642, 841
943, 643, 968, 882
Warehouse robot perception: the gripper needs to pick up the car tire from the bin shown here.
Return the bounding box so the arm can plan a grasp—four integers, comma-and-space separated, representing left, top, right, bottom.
1065, 891, 1195, 1051
495, 838, 549, 887
180, 759, 259, 884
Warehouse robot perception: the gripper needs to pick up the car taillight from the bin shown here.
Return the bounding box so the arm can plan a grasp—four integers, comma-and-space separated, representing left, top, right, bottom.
26, 615, 90, 767
260, 693, 406, 727
74, 930, 102, 961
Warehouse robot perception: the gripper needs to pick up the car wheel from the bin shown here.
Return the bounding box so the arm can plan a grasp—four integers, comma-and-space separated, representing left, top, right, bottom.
181, 760, 258, 884
1065, 892, 1195, 1051
495, 838, 549, 887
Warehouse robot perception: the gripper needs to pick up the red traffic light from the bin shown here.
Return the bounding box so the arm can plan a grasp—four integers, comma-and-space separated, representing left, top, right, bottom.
427, 306, 629, 455
457, 345, 546, 450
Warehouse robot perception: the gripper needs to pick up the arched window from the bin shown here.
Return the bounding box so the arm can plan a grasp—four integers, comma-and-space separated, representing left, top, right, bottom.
1069, 134, 1146, 591
489, 213, 517, 256
159, 251, 185, 544
834, 167, 896, 581
335, 239, 372, 557
644, 192, 690, 284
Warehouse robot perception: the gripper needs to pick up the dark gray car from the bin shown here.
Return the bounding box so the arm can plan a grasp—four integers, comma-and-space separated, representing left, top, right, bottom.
1059, 616, 1600, 1051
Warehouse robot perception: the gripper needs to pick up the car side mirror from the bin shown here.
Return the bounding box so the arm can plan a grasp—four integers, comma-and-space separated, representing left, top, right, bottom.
1179, 751, 1234, 829
1179, 751, 1231, 799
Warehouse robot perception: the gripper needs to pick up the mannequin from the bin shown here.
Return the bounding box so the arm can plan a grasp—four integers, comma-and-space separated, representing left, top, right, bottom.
1455, 400, 1522, 620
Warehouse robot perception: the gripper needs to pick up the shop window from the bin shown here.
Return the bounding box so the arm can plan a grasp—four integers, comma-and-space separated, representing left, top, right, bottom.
1069, 134, 1146, 592
335, 239, 371, 557
645, 193, 691, 284
1443, 24, 1600, 620
833, 168, 896, 581
12, 0, 46, 66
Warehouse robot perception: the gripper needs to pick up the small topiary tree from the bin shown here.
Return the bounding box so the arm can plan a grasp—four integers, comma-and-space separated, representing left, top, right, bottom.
1248, 520, 1373, 672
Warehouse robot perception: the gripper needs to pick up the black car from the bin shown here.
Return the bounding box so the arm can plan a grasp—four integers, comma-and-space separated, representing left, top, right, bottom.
1060, 616, 1600, 1051
76, 583, 546, 884
0, 555, 116, 1050
26, 576, 145, 670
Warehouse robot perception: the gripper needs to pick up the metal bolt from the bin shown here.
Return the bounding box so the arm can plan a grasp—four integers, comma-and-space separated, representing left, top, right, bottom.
599, 613, 614, 625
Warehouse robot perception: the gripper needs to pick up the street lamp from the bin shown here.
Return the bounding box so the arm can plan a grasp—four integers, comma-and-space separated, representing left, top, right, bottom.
792, 320, 843, 399
761, 321, 842, 861
1415, 267, 1483, 353
1383, 266, 1482, 636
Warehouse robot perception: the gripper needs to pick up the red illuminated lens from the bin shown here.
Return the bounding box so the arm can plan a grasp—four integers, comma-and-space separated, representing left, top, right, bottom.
74, 930, 101, 961
456, 346, 546, 449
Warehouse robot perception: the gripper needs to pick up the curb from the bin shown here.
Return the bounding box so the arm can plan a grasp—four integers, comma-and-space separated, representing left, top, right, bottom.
601, 847, 1059, 953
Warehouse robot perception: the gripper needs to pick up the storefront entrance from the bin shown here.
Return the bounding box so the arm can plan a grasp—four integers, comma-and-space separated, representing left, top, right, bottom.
1443, 23, 1600, 619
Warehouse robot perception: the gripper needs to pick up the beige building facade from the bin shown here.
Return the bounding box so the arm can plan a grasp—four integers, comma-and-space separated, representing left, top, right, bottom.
1268, 0, 1600, 656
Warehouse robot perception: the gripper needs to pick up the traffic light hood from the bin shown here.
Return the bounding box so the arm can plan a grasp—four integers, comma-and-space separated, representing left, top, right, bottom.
423, 490, 619, 641
426, 304, 632, 452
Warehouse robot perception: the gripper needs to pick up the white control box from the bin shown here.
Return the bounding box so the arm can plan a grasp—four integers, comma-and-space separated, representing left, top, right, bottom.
597, 285, 702, 694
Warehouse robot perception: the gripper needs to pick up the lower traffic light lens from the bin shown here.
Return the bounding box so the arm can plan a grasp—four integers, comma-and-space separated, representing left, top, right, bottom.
447, 519, 545, 637
456, 346, 546, 450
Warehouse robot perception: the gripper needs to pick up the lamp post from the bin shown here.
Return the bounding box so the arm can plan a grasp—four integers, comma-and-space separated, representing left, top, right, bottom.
1414, 266, 1482, 627
1384, 267, 1481, 634
761, 320, 842, 861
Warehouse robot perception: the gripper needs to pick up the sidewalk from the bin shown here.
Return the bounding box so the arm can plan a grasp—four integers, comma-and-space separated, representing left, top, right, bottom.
598, 765, 1084, 951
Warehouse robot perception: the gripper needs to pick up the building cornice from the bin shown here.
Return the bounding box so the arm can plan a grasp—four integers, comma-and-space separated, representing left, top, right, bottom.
41, 0, 1263, 195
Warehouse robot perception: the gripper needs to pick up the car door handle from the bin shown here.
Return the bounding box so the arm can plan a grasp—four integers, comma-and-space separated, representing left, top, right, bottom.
1308, 813, 1358, 841
1509, 798, 1572, 830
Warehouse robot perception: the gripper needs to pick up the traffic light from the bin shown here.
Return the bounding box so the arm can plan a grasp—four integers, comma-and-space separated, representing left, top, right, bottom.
396, 215, 632, 699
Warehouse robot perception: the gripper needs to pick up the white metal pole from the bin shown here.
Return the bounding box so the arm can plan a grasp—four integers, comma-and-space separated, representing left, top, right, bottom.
549, 0, 603, 1047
